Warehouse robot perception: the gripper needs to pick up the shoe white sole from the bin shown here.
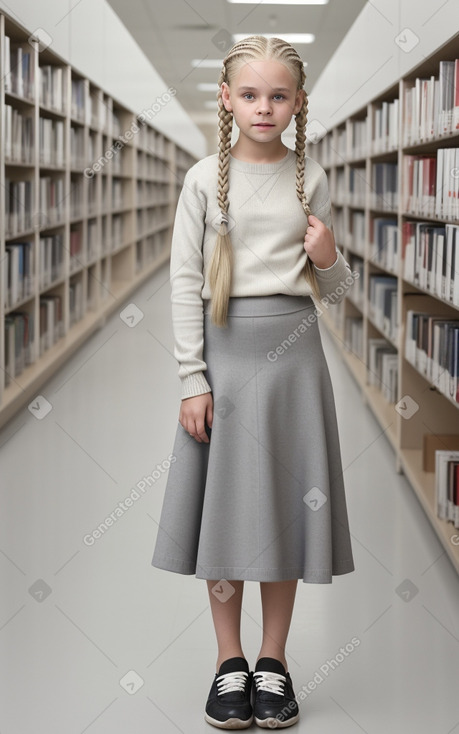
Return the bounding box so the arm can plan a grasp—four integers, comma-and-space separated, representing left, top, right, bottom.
255, 713, 300, 728
204, 712, 254, 729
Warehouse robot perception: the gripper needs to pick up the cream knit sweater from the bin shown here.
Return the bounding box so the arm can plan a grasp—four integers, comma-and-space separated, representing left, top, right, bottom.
170, 147, 353, 399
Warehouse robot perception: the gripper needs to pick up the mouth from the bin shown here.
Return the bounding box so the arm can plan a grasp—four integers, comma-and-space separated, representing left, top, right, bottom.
253, 123, 275, 127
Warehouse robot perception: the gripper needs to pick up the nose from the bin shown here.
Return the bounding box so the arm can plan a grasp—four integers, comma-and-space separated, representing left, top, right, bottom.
256, 97, 272, 114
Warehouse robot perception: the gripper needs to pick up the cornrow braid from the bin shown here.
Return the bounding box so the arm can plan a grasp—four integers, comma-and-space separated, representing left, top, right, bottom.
293, 61, 321, 302
208, 60, 234, 326
207, 35, 321, 327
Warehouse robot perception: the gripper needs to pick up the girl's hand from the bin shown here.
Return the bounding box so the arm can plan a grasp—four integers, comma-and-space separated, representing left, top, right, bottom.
304, 214, 337, 269
179, 392, 213, 443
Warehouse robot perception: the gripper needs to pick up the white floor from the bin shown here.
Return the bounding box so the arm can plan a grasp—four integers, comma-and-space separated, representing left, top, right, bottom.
1, 260, 458, 734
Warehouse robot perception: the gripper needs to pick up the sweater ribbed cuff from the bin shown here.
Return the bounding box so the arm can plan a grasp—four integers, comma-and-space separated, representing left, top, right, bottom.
313, 250, 339, 273
181, 372, 212, 400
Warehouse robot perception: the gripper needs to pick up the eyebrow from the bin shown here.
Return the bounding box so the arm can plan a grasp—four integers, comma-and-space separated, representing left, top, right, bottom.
236, 86, 291, 93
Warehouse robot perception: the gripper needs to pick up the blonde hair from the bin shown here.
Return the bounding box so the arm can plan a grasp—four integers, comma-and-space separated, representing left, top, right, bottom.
208, 34, 321, 327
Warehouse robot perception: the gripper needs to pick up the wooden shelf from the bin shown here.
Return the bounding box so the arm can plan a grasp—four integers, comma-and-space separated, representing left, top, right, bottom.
400, 449, 459, 576
310, 32, 459, 577
0, 10, 196, 430
0, 246, 171, 427
322, 308, 398, 451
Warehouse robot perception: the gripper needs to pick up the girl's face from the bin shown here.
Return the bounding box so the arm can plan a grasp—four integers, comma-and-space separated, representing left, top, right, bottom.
221, 59, 304, 143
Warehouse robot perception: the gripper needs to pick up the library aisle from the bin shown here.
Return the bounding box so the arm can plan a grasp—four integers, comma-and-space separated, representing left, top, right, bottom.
0, 260, 458, 733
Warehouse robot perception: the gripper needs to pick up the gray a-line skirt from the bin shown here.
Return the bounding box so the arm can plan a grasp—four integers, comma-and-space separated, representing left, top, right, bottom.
151, 294, 355, 584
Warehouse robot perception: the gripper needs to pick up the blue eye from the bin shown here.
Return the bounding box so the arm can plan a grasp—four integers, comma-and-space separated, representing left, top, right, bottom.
243, 93, 285, 101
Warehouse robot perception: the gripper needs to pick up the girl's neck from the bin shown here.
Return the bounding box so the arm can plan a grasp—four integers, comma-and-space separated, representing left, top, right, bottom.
229, 140, 289, 164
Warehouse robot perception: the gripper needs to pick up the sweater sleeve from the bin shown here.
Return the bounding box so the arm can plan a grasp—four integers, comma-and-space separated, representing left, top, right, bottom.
169, 170, 213, 400
307, 166, 356, 305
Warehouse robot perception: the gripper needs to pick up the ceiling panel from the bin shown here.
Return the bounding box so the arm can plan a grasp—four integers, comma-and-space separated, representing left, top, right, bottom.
107, 0, 368, 145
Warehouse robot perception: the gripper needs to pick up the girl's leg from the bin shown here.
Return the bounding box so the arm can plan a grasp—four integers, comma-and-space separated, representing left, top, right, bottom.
206, 580, 246, 672
257, 579, 298, 672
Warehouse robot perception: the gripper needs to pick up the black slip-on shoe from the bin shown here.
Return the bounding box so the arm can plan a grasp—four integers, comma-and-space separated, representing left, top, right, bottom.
205, 656, 254, 729
252, 657, 299, 728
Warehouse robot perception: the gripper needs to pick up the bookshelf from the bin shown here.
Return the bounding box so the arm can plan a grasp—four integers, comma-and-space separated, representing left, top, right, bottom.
0, 11, 197, 428
307, 32, 459, 576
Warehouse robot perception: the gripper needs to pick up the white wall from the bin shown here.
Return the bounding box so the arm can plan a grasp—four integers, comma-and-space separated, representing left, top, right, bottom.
5, 0, 457, 155
307, 0, 459, 133
1, 0, 207, 159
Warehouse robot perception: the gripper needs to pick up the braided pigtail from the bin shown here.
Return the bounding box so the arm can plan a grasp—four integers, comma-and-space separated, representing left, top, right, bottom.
208, 35, 322, 326
207, 62, 234, 327
294, 62, 321, 301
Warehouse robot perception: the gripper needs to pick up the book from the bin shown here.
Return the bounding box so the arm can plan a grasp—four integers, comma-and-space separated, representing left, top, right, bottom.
405, 310, 459, 404
39, 64, 66, 113
350, 115, 369, 159
423, 434, 459, 472
69, 279, 84, 325
381, 352, 399, 403
432, 320, 459, 398
4, 34, 11, 92
39, 177, 65, 225
5, 179, 33, 236
39, 234, 65, 289
112, 178, 123, 210
369, 274, 398, 342
39, 117, 65, 167
373, 100, 399, 154
4, 311, 35, 385
371, 162, 398, 211
70, 228, 83, 272
403, 154, 437, 216
112, 214, 123, 249
4, 241, 34, 309
71, 77, 85, 121
403, 60, 459, 144
344, 316, 364, 359
455, 59, 459, 130
348, 256, 364, 308
435, 148, 459, 220
39, 295, 63, 355
70, 125, 85, 169
348, 211, 365, 255
70, 177, 83, 219
87, 219, 98, 261
112, 111, 122, 138
9, 41, 35, 99
368, 337, 398, 396
5, 105, 34, 163
349, 167, 367, 208
439, 61, 456, 135
402, 221, 458, 306
369, 217, 398, 273
435, 450, 459, 526
87, 88, 100, 128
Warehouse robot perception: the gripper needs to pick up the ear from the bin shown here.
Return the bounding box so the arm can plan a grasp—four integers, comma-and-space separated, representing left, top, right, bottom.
293, 88, 306, 115
220, 82, 232, 112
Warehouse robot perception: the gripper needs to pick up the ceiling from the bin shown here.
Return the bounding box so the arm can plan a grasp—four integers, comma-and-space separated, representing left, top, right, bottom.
106, 0, 368, 152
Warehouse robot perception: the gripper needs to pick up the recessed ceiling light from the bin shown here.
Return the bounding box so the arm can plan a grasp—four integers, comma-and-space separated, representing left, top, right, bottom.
232, 33, 314, 43
197, 83, 220, 91
191, 57, 307, 68
191, 59, 227, 68
228, 0, 327, 3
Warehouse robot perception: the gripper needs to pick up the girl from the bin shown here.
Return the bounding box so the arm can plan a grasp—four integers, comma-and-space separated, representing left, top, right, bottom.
152, 35, 356, 730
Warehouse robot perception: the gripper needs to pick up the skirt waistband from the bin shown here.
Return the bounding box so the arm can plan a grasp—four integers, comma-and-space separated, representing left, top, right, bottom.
203, 294, 316, 318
